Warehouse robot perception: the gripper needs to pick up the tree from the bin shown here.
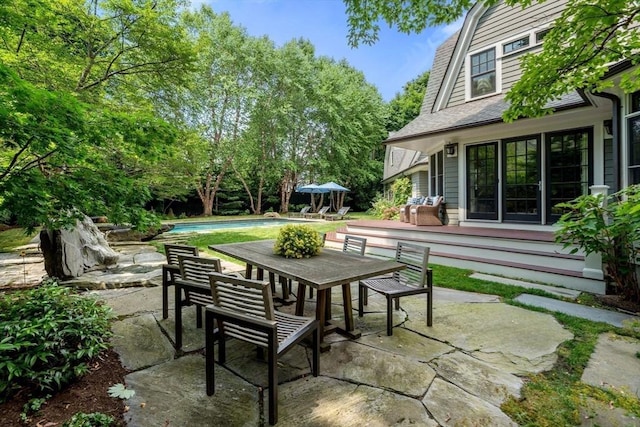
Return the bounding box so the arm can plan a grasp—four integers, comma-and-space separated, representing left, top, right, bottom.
172, 7, 258, 216
386, 70, 430, 133
0, 0, 194, 277
344, 0, 640, 120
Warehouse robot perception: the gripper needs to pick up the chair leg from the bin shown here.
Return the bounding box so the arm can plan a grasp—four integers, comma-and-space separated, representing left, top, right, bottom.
427, 291, 433, 327
386, 296, 394, 336
312, 326, 319, 377
394, 296, 400, 310
174, 284, 183, 349
162, 267, 170, 319
358, 284, 365, 317
205, 311, 216, 396
196, 305, 203, 328
268, 333, 278, 425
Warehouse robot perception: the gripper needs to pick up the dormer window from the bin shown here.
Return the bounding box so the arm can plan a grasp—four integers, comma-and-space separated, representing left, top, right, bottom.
535, 28, 551, 43
503, 36, 529, 54
470, 48, 496, 98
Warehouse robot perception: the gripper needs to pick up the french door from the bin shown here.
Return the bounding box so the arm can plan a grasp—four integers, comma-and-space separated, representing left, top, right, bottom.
467, 142, 498, 220
545, 128, 592, 223
502, 136, 541, 222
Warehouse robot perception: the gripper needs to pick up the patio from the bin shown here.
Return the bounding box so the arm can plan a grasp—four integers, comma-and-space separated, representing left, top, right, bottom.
96, 278, 574, 426
2, 240, 639, 426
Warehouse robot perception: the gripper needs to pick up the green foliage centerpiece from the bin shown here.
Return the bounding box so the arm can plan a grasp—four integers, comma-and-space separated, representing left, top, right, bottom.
274, 224, 323, 259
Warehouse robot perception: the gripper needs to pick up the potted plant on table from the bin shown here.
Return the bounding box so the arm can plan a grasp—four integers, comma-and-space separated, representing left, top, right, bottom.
274, 224, 323, 259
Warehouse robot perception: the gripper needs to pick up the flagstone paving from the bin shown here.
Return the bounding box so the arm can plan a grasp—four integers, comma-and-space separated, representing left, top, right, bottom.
2, 242, 640, 426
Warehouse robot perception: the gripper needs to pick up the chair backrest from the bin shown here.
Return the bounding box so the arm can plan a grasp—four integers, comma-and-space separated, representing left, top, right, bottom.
208, 272, 274, 348
424, 196, 443, 207
319, 232, 327, 246
300, 206, 311, 214
392, 242, 430, 288
337, 206, 350, 216
178, 255, 222, 286
318, 206, 330, 214
343, 235, 366, 256
165, 244, 199, 266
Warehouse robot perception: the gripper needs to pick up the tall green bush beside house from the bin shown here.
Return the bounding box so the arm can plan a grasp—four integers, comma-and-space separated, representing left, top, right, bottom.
555, 185, 640, 303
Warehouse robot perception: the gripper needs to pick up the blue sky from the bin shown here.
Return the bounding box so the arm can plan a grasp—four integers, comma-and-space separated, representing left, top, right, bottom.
190, 0, 462, 102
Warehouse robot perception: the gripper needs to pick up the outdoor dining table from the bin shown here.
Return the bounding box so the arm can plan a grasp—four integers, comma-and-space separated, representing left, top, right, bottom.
209, 240, 405, 350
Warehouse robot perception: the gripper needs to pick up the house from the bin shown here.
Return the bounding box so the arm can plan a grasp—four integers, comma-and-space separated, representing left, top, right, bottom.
378, 0, 639, 291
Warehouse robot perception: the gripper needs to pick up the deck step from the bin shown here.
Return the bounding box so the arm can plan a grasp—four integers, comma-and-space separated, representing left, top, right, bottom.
327, 221, 605, 295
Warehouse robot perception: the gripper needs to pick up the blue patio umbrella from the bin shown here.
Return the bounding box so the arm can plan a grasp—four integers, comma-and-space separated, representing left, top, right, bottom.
317, 181, 350, 192
296, 183, 331, 194
296, 184, 330, 211
318, 182, 350, 211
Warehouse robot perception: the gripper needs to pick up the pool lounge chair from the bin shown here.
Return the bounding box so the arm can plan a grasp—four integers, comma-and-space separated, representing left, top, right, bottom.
288, 206, 311, 217
324, 206, 350, 221
304, 206, 330, 219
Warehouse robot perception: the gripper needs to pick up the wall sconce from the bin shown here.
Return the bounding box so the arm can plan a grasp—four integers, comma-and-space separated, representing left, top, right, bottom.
603, 119, 613, 136
445, 142, 458, 157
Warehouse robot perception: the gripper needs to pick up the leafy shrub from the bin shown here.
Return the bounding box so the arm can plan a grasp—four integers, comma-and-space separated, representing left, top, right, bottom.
555, 184, 640, 303
63, 412, 114, 427
0, 280, 113, 403
273, 224, 323, 258
390, 177, 412, 206
369, 195, 398, 220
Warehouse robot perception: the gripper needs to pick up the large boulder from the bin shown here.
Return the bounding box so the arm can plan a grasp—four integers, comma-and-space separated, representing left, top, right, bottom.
40, 215, 119, 279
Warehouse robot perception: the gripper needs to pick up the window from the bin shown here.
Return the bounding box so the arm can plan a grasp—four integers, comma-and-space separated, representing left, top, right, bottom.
470, 48, 496, 98
535, 28, 551, 43
631, 91, 640, 114
503, 36, 529, 54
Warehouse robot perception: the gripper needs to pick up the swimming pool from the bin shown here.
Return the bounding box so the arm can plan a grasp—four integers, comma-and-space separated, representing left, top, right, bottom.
167, 218, 310, 233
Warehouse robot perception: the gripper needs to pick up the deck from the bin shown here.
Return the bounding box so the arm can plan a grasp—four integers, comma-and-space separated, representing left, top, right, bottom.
325, 219, 605, 295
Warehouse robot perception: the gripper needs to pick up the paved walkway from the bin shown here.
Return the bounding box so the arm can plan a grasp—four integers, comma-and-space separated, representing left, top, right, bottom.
1, 243, 640, 426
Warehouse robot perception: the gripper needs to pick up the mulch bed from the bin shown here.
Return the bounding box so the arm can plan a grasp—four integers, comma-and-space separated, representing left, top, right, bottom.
0, 349, 128, 427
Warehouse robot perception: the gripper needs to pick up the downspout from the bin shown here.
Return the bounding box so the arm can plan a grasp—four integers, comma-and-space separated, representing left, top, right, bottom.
591, 91, 621, 192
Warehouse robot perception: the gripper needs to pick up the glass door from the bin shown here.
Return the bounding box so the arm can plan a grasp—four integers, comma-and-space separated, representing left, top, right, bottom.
546, 128, 592, 223
466, 142, 498, 220
502, 136, 541, 222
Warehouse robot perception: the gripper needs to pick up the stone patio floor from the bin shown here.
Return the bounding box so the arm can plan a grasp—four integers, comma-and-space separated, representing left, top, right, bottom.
2, 241, 640, 426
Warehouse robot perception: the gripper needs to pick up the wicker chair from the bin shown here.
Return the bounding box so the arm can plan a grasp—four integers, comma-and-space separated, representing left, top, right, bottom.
172, 255, 223, 350
206, 272, 319, 425
410, 196, 444, 226
162, 244, 199, 320
358, 242, 432, 336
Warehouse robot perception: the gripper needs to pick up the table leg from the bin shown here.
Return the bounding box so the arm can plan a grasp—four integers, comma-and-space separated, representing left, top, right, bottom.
315, 290, 331, 352
339, 283, 361, 339
295, 284, 306, 316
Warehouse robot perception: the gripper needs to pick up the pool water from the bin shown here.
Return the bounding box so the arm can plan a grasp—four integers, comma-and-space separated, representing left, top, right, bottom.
168, 218, 309, 233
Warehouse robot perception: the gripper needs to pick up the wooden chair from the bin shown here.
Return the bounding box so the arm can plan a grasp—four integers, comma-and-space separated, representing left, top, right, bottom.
172, 255, 222, 350
206, 272, 319, 425
358, 242, 432, 336
162, 244, 199, 319
296, 235, 366, 325
324, 206, 350, 221
288, 206, 311, 217
304, 206, 329, 219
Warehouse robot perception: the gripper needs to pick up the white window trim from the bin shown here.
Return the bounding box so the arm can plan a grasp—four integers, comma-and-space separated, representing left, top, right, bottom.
464, 24, 552, 102
465, 45, 502, 101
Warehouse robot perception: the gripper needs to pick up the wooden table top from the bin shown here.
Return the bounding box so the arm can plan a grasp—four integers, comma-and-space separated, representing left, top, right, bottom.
209, 240, 404, 291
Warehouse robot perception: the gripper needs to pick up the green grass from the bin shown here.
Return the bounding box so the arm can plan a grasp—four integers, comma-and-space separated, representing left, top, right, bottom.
0, 228, 39, 253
